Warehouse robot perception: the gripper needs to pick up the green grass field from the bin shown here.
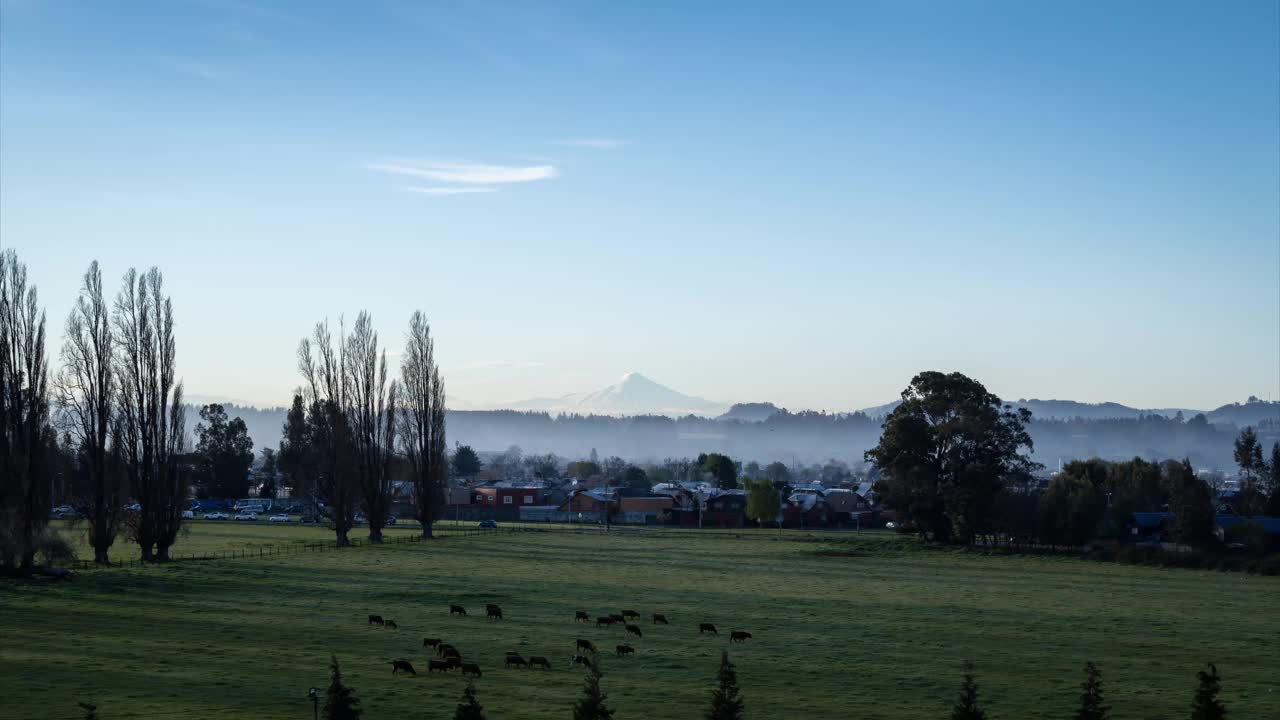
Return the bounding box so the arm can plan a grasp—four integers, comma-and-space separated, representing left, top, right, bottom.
2, 526, 1277, 720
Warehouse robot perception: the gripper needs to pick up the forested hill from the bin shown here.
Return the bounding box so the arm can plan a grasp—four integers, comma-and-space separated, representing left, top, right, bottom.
189, 404, 1277, 471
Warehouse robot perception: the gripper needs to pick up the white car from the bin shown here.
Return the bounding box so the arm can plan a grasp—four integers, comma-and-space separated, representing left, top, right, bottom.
181, 510, 195, 519
235, 512, 259, 521
268, 514, 291, 523
204, 512, 229, 520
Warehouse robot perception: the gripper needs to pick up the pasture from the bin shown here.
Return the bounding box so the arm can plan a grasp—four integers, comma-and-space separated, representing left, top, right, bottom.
2, 527, 1278, 720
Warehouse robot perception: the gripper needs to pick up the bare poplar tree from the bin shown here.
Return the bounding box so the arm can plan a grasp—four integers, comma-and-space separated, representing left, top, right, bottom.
113, 268, 187, 562
54, 261, 121, 564
344, 312, 397, 543
298, 319, 358, 546
398, 311, 447, 538
0, 249, 53, 573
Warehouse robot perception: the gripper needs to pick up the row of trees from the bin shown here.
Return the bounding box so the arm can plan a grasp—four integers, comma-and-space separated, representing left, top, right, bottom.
279, 311, 447, 546
271, 654, 1231, 720
866, 370, 1278, 550
950, 661, 1226, 720
2, 251, 189, 569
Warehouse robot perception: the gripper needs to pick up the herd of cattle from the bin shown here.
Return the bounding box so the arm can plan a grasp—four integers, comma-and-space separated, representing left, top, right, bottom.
366, 604, 753, 678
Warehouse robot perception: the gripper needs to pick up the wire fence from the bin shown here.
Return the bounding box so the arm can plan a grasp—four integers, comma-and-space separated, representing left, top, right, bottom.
64, 521, 873, 571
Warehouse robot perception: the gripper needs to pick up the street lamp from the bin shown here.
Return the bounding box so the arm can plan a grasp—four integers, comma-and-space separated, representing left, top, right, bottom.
308, 687, 318, 720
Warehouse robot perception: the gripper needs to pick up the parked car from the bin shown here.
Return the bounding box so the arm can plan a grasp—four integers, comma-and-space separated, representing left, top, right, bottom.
235, 512, 259, 521
204, 512, 229, 520
478, 520, 498, 529
299, 515, 323, 524
124, 502, 142, 512
52, 504, 74, 514
181, 510, 195, 519
268, 514, 291, 523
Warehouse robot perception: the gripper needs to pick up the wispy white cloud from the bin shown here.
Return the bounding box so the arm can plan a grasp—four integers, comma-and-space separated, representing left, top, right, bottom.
552, 138, 627, 149
369, 161, 558, 184
403, 186, 498, 196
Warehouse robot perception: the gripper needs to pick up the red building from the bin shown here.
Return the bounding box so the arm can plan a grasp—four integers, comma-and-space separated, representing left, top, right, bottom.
474, 486, 542, 509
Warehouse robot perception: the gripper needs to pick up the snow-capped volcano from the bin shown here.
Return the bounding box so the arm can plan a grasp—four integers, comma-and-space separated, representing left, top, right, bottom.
503, 372, 727, 417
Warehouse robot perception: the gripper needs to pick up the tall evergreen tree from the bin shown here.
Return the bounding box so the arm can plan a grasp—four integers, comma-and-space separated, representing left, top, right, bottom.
706, 651, 745, 720
452, 681, 486, 720
1189, 663, 1225, 720
950, 662, 987, 720
323, 655, 360, 720
573, 667, 614, 720
1075, 662, 1109, 720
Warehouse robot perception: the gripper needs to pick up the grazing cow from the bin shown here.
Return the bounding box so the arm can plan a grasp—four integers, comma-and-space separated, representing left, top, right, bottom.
446, 656, 462, 669
391, 659, 416, 676
699, 623, 718, 635
621, 610, 639, 619
504, 653, 528, 669
461, 662, 482, 678
570, 654, 595, 670
625, 624, 643, 638
422, 637, 441, 649
576, 638, 597, 654
608, 613, 625, 624
368, 614, 384, 626
437, 643, 457, 658
486, 604, 503, 621
450, 605, 467, 616
529, 656, 551, 669
384, 620, 398, 630
427, 659, 451, 673
575, 611, 590, 623
652, 613, 669, 625
595, 616, 615, 627
615, 644, 635, 656
730, 630, 752, 643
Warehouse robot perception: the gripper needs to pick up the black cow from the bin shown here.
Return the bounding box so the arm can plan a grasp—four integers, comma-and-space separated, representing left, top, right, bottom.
450, 605, 467, 616
575, 611, 590, 623
699, 623, 718, 635
384, 619, 398, 630
461, 662, 482, 678
529, 655, 552, 669
427, 659, 451, 673
730, 630, 752, 643
422, 637, 441, 649
486, 604, 503, 621
391, 659, 416, 676
615, 644, 635, 656
625, 624, 643, 638
368, 614, 384, 626
504, 653, 528, 668
652, 613, 669, 625
576, 638, 597, 654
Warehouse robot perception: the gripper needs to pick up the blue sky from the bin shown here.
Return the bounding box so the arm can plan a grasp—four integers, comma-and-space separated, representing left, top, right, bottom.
2, 0, 1277, 411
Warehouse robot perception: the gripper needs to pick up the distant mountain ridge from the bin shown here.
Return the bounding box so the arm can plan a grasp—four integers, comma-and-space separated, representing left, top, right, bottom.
852, 396, 1278, 426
